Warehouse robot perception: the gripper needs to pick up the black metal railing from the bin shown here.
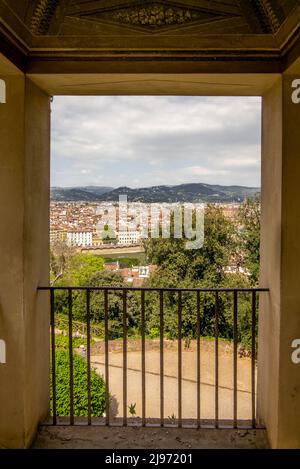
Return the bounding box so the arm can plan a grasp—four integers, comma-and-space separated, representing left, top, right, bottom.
38, 286, 269, 429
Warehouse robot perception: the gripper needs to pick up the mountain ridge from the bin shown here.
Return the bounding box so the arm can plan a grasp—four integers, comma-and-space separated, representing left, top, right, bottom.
51, 183, 259, 203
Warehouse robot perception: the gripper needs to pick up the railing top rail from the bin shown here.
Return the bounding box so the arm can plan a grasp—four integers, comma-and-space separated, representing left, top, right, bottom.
38, 286, 269, 292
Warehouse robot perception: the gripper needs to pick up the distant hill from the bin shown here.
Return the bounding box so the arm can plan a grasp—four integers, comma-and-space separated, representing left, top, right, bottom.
51, 183, 259, 203
76, 186, 114, 196
50, 186, 113, 201
95, 183, 259, 203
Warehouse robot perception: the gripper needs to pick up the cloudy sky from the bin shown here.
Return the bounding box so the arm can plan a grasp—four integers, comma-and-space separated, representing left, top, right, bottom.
51, 96, 261, 188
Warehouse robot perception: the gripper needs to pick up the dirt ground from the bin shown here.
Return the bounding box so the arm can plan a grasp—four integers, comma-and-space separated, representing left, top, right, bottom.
89, 338, 254, 422
33, 426, 268, 449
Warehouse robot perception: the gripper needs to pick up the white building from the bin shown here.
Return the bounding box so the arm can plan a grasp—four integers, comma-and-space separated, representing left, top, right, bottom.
132, 266, 150, 277
66, 231, 93, 247
117, 230, 140, 245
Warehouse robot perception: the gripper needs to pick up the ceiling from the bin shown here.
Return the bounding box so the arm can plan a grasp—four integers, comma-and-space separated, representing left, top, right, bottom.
4, 0, 298, 35
0, 0, 300, 73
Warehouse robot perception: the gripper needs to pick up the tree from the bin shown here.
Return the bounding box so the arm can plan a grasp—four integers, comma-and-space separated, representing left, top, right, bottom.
143, 204, 236, 286
142, 206, 237, 338
101, 224, 117, 244
68, 270, 140, 338
141, 204, 257, 351
60, 253, 105, 286
50, 239, 75, 285
237, 196, 260, 283
51, 251, 105, 319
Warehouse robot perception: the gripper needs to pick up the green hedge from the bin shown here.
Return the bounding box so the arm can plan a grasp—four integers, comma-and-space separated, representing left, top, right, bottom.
50, 345, 106, 417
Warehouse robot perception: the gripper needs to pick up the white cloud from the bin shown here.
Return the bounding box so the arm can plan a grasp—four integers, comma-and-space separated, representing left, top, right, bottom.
51, 96, 261, 188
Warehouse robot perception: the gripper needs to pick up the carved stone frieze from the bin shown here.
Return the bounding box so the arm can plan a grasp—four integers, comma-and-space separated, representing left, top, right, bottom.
112, 3, 205, 28
30, 0, 59, 34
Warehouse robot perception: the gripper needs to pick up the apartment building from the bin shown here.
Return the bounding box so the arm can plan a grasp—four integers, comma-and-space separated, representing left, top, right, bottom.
117, 230, 140, 245
66, 231, 93, 247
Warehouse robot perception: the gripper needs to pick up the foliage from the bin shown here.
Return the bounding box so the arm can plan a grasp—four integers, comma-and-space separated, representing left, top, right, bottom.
51, 252, 105, 317
101, 224, 117, 242
143, 205, 236, 285
71, 271, 140, 338
50, 336, 106, 417
128, 403, 136, 416
142, 204, 258, 352
54, 333, 88, 349
62, 253, 104, 286
50, 240, 76, 285
104, 257, 141, 268
237, 196, 260, 283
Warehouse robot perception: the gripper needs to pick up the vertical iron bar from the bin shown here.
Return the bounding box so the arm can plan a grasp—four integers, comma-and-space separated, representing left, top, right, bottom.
141, 290, 146, 427
233, 290, 238, 429
50, 289, 57, 425
123, 289, 127, 426
68, 288, 74, 425
86, 289, 91, 425
215, 291, 219, 428
160, 290, 164, 427
178, 291, 182, 428
251, 290, 257, 428
104, 289, 110, 426
196, 290, 201, 429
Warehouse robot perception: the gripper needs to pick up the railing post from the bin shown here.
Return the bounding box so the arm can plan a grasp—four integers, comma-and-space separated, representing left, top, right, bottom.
68, 288, 74, 425
215, 291, 219, 428
251, 290, 256, 428
196, 291, 201, 429
86, 288, 91, 425
141, 290, 146, 427
123, 289, 127, 426
104, 289, 110, 425
159, 290, 164, 427
50, 289, 57, 425
178, 291, 182, 428
233, 290, 238, 428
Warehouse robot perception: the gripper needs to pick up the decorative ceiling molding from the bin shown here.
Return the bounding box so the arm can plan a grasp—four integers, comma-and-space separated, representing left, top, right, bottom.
66, 1, 235, 33
15, 0, 296, 36
107, 3, 224, 30
29, 0, 59, 34
252, 0, 282, 33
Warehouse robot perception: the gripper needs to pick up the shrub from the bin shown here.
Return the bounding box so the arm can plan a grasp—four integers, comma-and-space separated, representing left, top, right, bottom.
50, 347, 106, 417
53, 333, 88, 349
